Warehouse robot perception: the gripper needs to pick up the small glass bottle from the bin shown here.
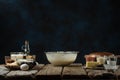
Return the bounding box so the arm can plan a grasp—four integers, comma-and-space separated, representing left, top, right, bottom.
22, 40, 30, 55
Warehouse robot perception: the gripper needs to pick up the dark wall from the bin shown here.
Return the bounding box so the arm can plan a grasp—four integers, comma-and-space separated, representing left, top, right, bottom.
0, 0, 120, 64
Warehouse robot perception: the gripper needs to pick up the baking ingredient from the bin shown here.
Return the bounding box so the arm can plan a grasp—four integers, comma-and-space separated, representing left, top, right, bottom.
6, 61, 18, 66
86, 62, 100, 68
97, 56, 105, 64
20, 64, 29, 71
85, 55, 96, 62
46, 51, 78, 66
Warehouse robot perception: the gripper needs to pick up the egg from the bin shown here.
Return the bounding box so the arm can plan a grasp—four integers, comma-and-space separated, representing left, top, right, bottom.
20, 64, 29, 71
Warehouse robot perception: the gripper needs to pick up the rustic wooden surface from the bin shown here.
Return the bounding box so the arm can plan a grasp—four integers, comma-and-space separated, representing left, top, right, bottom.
36, 64, 62, 80
0, 64, 120, 80
0, 64, 44, 80
0, 65, 9, 80
115, 67, 120, 80
6, 64, 45, 78
62, 64, 89, 79
87, 69, 115, 79
0, 65, 9, 75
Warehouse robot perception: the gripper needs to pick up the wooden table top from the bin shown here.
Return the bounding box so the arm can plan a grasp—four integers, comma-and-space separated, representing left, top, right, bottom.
0, 63, 120, 80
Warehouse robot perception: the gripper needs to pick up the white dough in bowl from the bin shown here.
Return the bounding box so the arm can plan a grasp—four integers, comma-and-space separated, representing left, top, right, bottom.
45, 51, 78, 66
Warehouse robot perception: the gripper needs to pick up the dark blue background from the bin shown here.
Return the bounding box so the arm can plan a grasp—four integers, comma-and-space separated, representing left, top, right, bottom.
0, 0, 120, 64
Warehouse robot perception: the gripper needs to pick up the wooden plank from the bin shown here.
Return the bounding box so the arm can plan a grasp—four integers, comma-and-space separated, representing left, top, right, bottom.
0, 65, 10, 80
87, 69, 116, 79
0, 65, 9, 75
36, 64, 63, 80
6, 71, 37, 80
32, 64, 44, 70
6, 70, 38, 77
5, 64, 44, 80
114, 66, 120, 80
62, 63, 89, 79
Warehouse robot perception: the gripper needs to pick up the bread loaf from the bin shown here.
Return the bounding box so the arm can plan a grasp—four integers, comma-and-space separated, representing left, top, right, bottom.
89, 52, 114, 57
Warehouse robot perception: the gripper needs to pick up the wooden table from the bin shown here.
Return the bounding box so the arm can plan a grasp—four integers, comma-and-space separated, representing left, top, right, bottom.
0, 64, 120, 80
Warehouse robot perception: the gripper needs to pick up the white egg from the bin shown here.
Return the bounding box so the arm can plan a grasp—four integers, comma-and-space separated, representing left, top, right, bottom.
20, 64, 29, 71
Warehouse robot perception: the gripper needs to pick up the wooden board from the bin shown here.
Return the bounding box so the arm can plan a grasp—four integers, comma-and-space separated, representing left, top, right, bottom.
0, 64, 120, 80
0, 65, 9, 75
5, 64, 44, 80
36, 64, 63, 80
6, 70, 38, 77
115, 66, 120, 79
62, 64, 89, 79
0, 65, 10, 80
87, 69, 116, 79
32, 64, 44, 70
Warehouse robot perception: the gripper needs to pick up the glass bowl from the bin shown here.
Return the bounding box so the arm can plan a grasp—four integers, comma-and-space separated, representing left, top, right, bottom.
45, 51, 78, 66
